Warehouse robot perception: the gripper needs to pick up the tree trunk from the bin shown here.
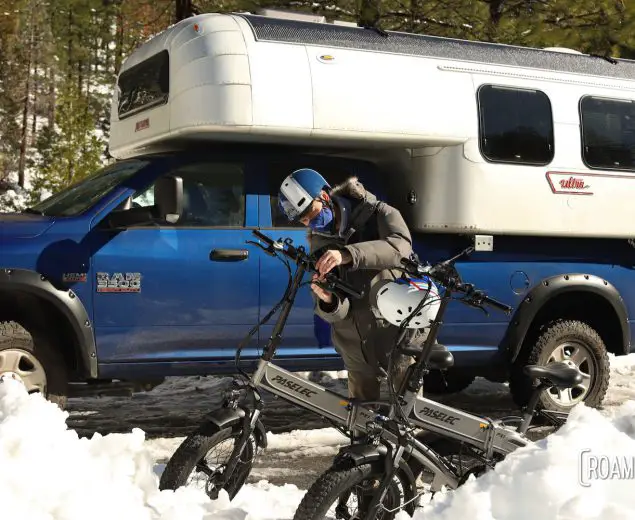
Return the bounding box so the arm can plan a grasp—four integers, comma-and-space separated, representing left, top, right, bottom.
114, 0, 124, 76
175, 0, 198, 22
47, 65, 56, 128
31, 50, 38, 142
18, 3, 36, 188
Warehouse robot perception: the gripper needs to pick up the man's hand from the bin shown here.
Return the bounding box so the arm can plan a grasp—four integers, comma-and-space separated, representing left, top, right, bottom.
315, 249, 352, 276
311, 274, 333, 303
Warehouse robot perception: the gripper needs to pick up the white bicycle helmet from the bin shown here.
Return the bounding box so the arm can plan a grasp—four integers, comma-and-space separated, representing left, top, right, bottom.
372, 276, 441, 329
278, 168, 330, 221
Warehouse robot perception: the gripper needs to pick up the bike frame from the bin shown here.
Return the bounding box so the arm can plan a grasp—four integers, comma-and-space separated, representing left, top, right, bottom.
226, 241, 567, 494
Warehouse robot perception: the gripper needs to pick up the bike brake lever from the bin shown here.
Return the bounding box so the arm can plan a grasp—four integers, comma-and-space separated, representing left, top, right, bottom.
462, 295, 489, 317
246, 240, 276, 257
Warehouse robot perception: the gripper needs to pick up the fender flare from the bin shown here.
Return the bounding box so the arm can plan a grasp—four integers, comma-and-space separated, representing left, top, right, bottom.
504, 273, 630, 363
0, 268, 97, 378
202, 406, 268, 450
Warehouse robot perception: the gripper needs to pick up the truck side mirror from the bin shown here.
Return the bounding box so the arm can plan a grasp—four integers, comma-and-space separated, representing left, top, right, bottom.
154, 175, 183, 224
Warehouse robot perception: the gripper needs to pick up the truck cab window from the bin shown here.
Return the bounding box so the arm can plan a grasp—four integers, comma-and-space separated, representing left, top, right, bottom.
132, 161, 245, 227
27, 159, 150, 217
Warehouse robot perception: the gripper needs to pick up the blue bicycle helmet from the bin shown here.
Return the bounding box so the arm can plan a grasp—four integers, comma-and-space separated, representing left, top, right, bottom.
278, 168, 331, 221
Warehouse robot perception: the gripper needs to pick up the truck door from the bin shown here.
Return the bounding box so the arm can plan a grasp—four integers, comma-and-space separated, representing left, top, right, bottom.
90, 156, 260, 373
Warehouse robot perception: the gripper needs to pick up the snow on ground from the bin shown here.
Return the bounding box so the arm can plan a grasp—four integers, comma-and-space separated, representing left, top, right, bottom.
406, 400, 635, 520
1, 356, 635, 519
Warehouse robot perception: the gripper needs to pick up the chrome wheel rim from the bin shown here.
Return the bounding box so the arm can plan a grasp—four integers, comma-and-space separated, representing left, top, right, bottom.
543, 341, 594, 407
0, 348, 46, 395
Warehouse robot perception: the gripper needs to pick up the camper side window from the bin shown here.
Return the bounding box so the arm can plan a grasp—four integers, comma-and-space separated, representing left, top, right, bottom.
117, 50, 169, 119
131, 162, 245, 227
580, 96, 635, 171
477, 84, 554, 166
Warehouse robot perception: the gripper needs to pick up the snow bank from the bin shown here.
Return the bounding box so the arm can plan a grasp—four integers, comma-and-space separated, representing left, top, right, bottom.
397, 354, 635, 520
0, 376, 305, 520
406, 395, 635, 519
2, 355, 635, 520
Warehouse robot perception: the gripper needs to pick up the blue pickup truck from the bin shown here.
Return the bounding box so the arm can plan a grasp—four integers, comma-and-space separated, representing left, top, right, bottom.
0, 143, 626, 415
3, 10, 635, 416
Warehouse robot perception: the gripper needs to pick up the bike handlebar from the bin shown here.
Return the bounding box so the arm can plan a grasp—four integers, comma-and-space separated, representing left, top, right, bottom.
400, 257, 513, 315
250, 230, 512, 315
251, 230, 364, 300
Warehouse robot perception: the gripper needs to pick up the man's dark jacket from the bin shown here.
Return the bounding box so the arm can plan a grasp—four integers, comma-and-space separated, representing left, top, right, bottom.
309, 176, 420, 375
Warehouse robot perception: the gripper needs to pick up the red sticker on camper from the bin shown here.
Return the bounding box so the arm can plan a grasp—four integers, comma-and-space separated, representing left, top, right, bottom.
546, 172, 593, 195
135, 118, 150, 132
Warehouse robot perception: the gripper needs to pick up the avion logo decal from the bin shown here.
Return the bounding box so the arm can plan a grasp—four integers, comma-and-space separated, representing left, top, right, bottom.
546, 172, 593, 195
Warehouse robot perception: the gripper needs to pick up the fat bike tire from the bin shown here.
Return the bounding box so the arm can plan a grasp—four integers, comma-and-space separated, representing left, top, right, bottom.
159, 423, 257, 500
293, 463, 416, 520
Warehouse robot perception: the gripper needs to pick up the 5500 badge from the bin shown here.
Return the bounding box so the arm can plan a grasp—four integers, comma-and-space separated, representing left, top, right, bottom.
96, 272, 142, 293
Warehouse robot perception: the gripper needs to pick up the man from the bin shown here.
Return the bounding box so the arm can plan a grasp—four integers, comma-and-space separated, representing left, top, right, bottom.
278, 167, 422, 402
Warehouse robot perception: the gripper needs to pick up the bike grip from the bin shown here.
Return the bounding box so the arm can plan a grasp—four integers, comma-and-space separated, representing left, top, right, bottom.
400, 257, 420, 273
484, 296, 512, 314
327, 275, 363, 299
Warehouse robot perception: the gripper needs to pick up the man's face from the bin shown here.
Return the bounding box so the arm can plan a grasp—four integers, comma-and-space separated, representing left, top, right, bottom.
299, 199, 323, 226
297, 190, 328, 226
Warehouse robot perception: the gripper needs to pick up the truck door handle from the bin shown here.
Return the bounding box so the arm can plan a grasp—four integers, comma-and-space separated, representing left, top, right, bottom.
210, 248, 249, 261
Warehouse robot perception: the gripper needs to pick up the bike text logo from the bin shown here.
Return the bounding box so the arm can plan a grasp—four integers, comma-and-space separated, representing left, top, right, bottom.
417, 405, 460, 425
270, 375, 317, 398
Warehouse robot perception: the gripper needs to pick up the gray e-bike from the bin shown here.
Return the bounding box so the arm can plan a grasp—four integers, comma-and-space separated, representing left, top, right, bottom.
159, 230, 582, 517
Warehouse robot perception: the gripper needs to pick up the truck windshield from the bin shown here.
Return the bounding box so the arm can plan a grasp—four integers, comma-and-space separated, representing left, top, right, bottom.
26, 159, 151, 217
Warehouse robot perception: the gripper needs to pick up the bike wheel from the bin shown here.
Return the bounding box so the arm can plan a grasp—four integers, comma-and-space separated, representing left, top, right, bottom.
293, 463, 416, 520
159, 422, 257, 500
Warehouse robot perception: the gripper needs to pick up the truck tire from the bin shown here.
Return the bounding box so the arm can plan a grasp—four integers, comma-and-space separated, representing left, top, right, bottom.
0, 321, 68, 409
509, 319, 609, 413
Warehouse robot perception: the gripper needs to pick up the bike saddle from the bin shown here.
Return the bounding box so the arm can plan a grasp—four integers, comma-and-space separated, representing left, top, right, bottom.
400, 342, 454, 370
523, 361, 583, 389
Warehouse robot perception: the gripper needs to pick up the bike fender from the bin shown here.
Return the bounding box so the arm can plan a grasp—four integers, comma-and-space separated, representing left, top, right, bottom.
254, 418, 268, 450
332, 442, 417, 493
202, 406, 246, 430
201, 406, 268, 449
333, 443, 389, 468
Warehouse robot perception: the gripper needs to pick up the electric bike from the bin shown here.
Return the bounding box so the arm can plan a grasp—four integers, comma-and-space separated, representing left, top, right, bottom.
159, 230, 582, 516
292, 252, 583, 520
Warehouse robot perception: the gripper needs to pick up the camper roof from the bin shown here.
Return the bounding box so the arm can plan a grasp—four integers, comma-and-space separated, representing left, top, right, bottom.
108, 11, 635, 160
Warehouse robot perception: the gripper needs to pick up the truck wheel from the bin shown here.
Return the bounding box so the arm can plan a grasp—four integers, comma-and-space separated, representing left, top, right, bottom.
509, 320, 609, 412
0, 321, 68, 409
423, 369, 475, 394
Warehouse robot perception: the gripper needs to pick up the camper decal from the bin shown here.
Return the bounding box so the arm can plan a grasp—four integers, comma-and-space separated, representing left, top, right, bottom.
546, 172, 593, 195
135, 118, 150, 132
96, 272, 142, 293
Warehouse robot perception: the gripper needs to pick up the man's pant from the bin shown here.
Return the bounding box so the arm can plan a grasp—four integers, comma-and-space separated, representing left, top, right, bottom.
347, 353, 417, 402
